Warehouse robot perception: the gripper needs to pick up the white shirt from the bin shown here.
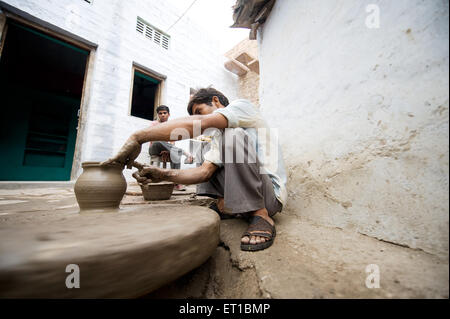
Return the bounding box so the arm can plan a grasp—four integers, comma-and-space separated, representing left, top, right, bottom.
203, 99, 288, 206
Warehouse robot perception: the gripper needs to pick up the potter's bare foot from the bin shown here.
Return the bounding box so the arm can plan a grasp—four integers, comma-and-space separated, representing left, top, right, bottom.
217, 197, 225, 212
174, 184, 186, 191
241, 208, 274, 245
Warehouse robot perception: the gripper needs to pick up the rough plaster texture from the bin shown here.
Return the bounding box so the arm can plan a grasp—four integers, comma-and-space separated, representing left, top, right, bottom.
148, 216, 448, 299
1, 0, 239, 180
239, 66, 260, 107
258, 0, 449, 258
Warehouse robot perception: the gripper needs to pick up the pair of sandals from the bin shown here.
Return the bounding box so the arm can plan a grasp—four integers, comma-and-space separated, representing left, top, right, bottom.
208, 203, 276, 251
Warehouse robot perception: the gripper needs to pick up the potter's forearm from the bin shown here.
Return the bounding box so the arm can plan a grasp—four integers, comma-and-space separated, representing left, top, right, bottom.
134, 161, 217, 184
163, 166, 210, 185
133, 116, 203, 144
131, 113, 228, 145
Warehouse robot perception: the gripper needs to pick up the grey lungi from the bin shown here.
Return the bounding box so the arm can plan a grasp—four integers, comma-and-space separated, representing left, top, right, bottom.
195, 128, 282, 217
149, 141, 183, 170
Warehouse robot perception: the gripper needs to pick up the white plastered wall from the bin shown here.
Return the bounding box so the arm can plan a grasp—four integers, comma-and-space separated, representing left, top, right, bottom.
1, 0, 239, 179
258, 0, 449, 258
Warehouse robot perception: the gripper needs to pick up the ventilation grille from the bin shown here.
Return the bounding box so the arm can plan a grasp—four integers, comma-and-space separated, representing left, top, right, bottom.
136, 17, 170, 50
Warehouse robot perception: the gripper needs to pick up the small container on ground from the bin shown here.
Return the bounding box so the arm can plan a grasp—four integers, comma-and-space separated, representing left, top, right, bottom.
140, 182, 174, 200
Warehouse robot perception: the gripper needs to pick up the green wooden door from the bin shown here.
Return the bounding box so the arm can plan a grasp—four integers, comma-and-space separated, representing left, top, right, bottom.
0, 21, 88, 181
0, 88, 79, 181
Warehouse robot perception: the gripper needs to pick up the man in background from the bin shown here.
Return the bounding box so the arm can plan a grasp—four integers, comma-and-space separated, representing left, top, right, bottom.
103, 88, 286, 251
148, 105, 193, 191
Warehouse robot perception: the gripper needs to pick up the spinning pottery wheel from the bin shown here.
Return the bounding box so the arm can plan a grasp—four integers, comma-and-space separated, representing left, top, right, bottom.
0, 206, 220, 298
0, 161, 220, 298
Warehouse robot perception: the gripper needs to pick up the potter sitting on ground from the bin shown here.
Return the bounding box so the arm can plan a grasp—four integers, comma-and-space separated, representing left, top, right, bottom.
102, 87, 287, 251
149, 105, 194, 191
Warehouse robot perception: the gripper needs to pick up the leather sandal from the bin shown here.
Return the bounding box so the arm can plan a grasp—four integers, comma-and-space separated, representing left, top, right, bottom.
240, 215, 276, 251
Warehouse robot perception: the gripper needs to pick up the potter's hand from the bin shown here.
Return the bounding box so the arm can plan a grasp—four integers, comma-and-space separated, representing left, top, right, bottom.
132, 170, 149, 184
131, 161, 147, 183
101, 136, 142, 169
131, 161, 145, 170
132, 165, 167, 184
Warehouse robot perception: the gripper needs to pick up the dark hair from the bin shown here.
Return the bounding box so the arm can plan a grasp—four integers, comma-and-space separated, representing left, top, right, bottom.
156, 105, 170, 113
187, 87, 229, 115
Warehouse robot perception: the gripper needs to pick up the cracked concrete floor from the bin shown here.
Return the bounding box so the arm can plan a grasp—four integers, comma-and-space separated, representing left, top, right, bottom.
148, 212, 449, 299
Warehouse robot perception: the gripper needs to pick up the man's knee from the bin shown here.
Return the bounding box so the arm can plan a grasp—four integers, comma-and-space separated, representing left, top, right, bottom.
151, 141, 164, 148
149, 141, 164, 155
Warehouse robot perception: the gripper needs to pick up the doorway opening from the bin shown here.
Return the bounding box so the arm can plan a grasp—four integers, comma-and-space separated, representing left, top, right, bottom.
130, 68, 163, 121
0, 20, 89, 181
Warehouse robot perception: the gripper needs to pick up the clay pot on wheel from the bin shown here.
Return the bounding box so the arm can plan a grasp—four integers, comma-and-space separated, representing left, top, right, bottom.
74, 161, 127, 212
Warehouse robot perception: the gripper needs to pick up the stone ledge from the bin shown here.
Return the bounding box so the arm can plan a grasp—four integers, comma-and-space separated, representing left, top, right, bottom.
224, 58, 249, 76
